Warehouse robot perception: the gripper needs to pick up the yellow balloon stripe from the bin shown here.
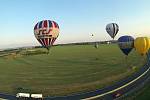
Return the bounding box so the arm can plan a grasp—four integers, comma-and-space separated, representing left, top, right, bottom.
149, 38, 150, 49
134, 37, 150, 55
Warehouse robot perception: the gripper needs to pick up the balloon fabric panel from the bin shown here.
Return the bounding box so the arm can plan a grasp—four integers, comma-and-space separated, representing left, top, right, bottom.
34, 20, 59, 49
106, 23, 119, 39
118, 36, 134, 55
134, 37, 150, 55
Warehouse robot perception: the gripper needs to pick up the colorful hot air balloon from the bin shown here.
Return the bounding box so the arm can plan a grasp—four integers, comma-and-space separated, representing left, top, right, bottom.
34, 20, 59, 51
118, 36, 134, 56
106, 23, 119, 39
134, 37, 150, 55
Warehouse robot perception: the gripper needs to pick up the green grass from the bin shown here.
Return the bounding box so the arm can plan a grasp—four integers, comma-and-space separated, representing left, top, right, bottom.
135, 84, 150, 100
0, 44, 145, 96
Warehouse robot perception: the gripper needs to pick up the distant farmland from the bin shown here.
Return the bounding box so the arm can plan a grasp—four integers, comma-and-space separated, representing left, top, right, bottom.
0, 44, 145, 96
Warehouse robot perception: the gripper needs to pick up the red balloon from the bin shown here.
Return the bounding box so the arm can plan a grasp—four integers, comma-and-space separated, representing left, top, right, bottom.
34, 20, 59, 50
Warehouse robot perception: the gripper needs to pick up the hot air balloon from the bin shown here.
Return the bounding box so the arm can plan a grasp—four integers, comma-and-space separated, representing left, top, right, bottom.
106, 23, 119, 39
149, 38, 150, 49
134, 37, 150, 55
34, 20, 59, 51
118, 36, 134, 56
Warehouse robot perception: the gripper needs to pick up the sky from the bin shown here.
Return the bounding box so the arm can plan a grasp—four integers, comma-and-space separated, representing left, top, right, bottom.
0, 0, 150, 49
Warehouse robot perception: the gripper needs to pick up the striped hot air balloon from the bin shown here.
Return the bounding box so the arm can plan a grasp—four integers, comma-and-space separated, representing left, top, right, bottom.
134, 37, 150, 55
106, 23, 119, 39
34, 20, 59, 51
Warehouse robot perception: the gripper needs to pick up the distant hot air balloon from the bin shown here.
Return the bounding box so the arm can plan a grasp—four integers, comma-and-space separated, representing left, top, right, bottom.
34, 20, 59, 51
106, 23, 119, 39
134, 37, 150, 55
118, 36, 134, 56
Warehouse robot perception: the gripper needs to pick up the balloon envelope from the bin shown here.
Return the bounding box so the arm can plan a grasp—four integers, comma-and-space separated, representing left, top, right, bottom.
118, 36, 134, 55
34, 20, 59, 50
134, 37, 150, 55
106, 23, 119, 39
149, 38, 150, 49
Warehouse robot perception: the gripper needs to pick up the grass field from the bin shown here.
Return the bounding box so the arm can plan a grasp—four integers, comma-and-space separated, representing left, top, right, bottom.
135, 83, 150, 100
0, 44, 145, 96
137, 88, 150, 100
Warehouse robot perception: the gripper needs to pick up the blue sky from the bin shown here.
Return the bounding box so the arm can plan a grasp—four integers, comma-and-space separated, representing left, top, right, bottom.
0, 0, 150, 48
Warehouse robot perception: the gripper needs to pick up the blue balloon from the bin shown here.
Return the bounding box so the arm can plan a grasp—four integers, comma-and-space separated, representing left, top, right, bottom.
118, 36, 134, 55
